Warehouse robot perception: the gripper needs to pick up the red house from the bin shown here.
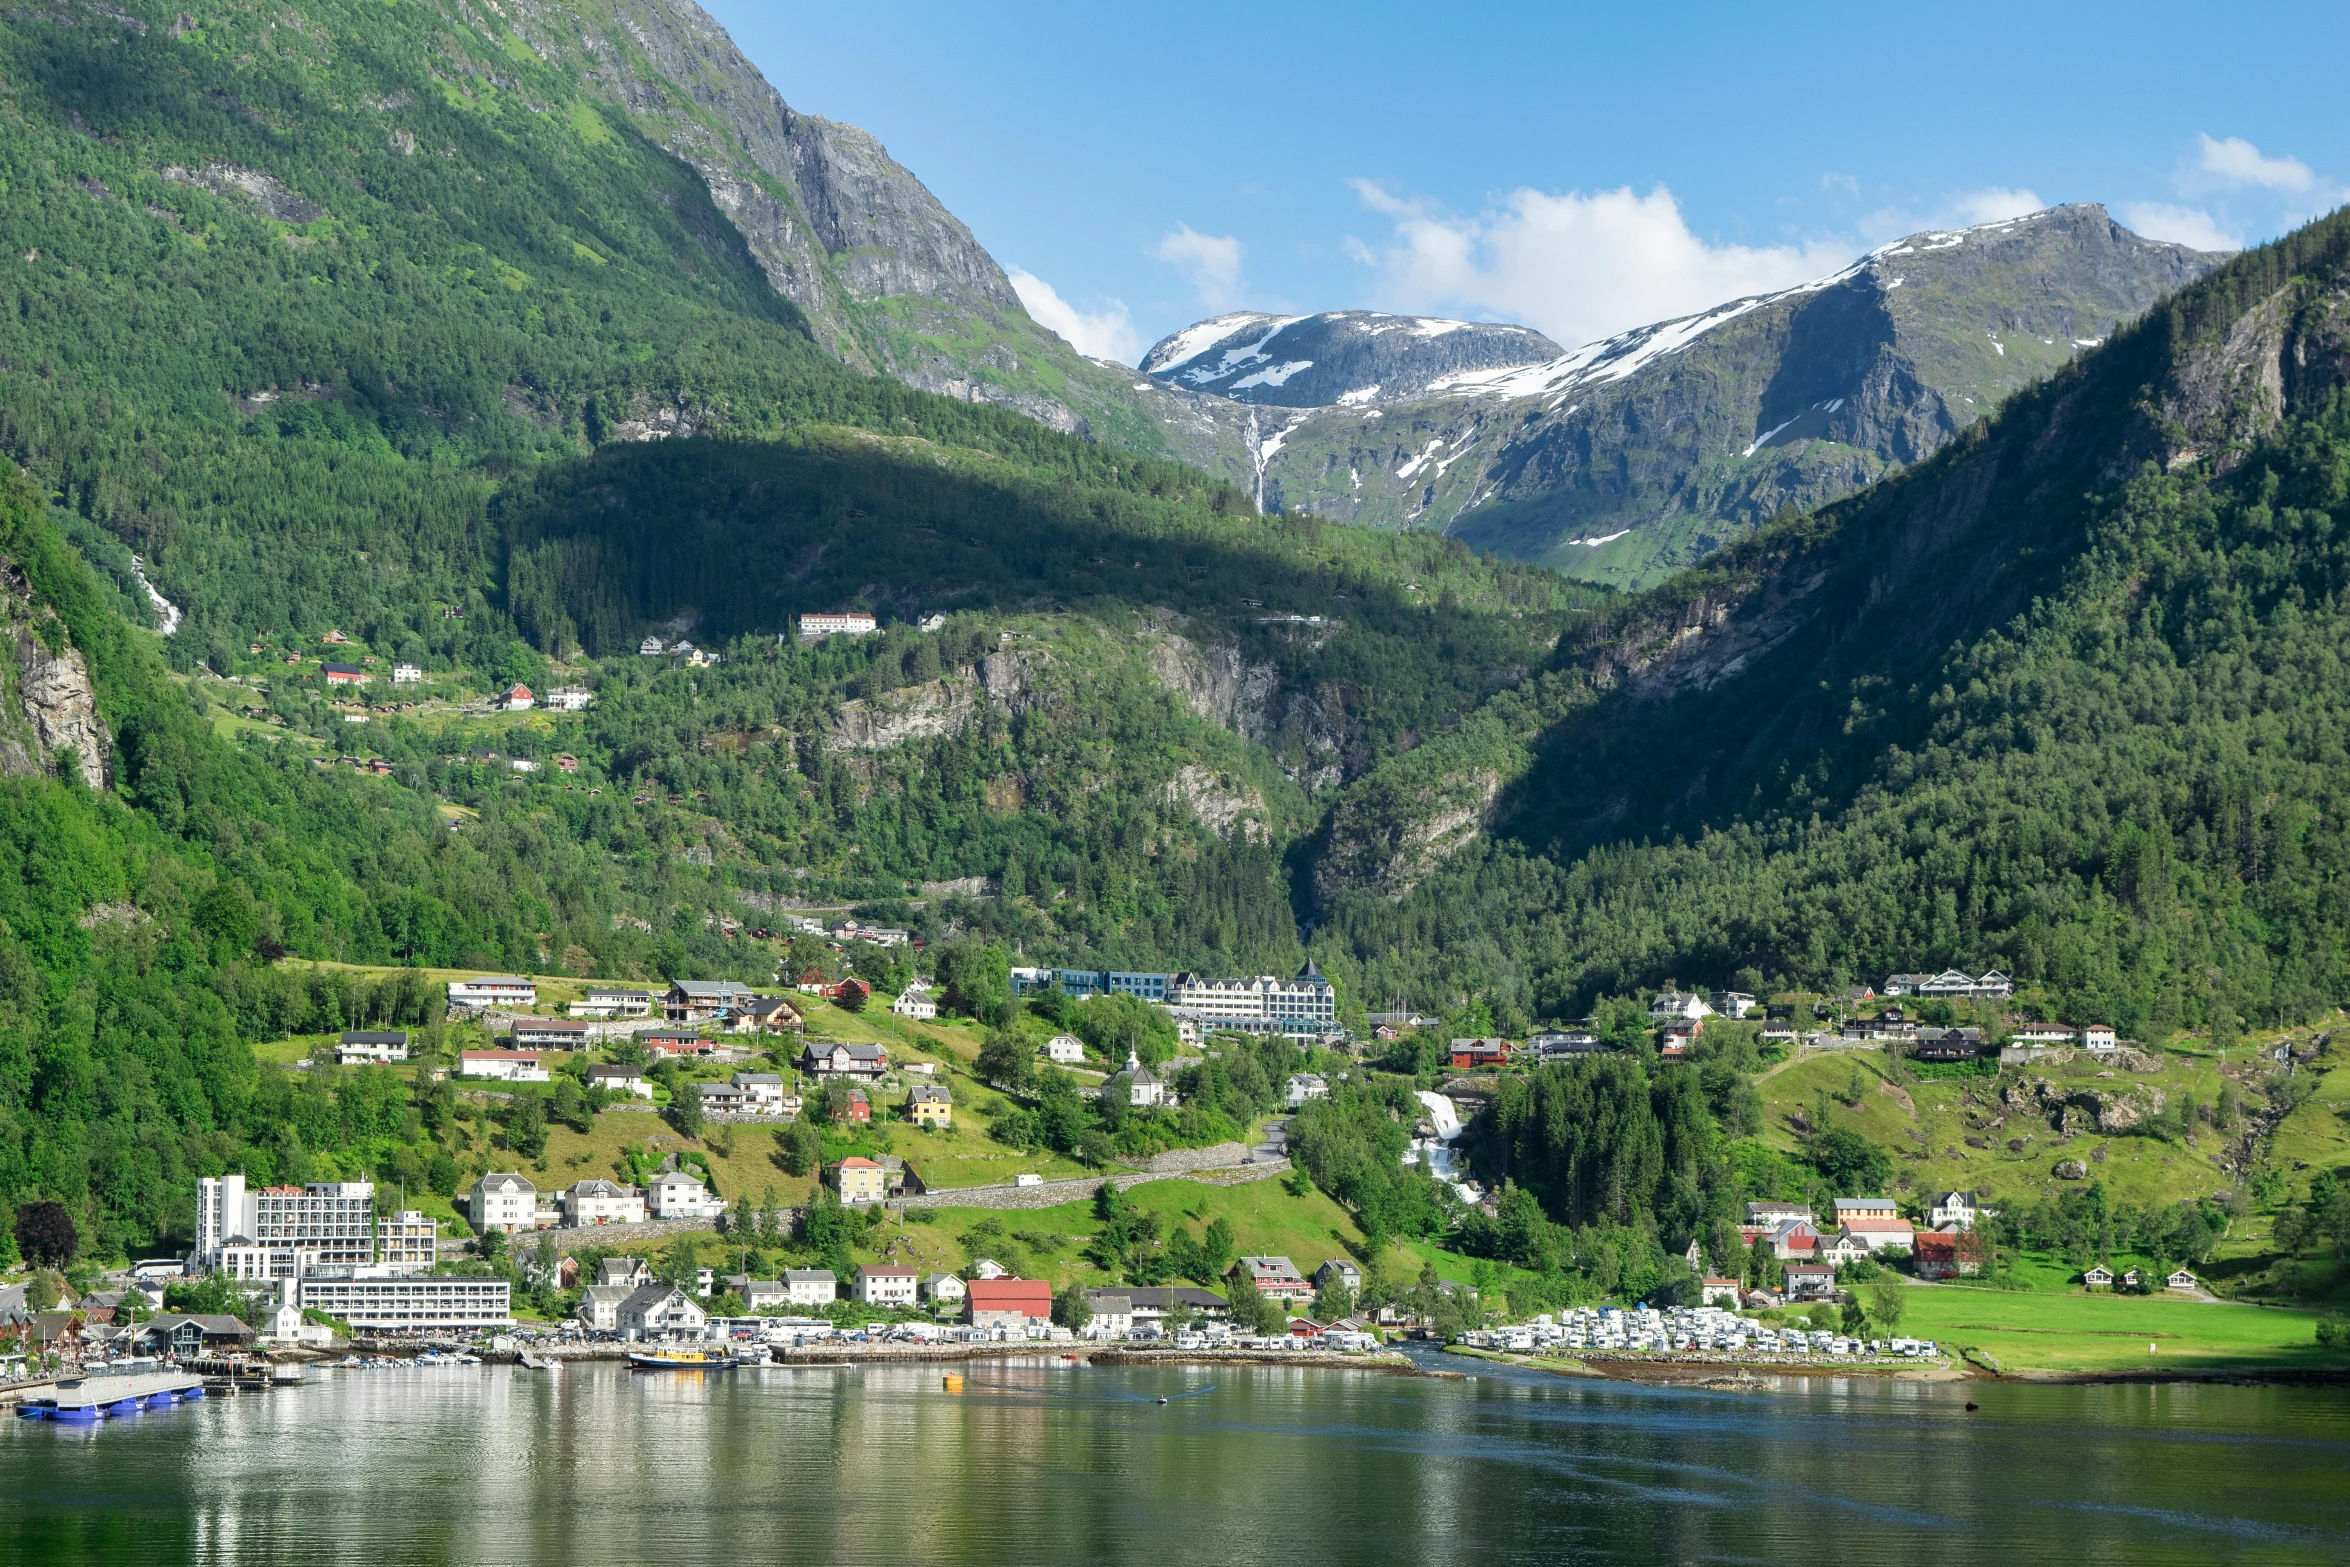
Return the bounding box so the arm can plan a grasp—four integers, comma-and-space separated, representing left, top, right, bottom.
323, 663, 371, 686
835, 977, 872, 1008
966, 1278, 1052, 1329
838, 1087, 871, 1124
1448, 1037, 1513, 1070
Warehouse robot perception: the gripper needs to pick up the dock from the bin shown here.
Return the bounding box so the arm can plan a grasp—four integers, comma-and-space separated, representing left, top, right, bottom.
16, 1371, 210, 1422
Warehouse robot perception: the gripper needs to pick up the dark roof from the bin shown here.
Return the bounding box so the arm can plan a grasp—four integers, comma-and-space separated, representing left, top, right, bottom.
339, 1030, 409, 1046
1113, 1286, 1229, 1310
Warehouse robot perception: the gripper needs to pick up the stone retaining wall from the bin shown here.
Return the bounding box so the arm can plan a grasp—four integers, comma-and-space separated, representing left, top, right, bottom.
892, 1155, 1289, 1213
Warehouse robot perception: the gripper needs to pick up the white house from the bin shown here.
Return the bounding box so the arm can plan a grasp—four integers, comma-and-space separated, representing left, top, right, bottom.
459, 1049, 548, 1083
922, 1273, 966, 1307
731, 1072, 787, 1111
618, 1284, 706, 1340
1041, 1033, 1087, 1065
645, 1169, 726, 1221
586, 1063, 654, 1098
471, 1173, 539, 1236
638, 635, 665, 656
335, 1030, 409, 1065
1285, 1072, 1329, 1108
391, 662, 423, 684
570, 988, 654, 1019
562, 1179, 645, 1227
2079, 1024, 2118, 1051
854, 1265, 919, 1307
446, 974, 537, 1009
1927, 1191, 1992, 1231
577, 1284, 633, 1331
733, 1279, 788, 1311
784, 1269, 837, 1307
543, 687, 592, 711
1648, 991, 1715, 1022
891, 986, 937, 1020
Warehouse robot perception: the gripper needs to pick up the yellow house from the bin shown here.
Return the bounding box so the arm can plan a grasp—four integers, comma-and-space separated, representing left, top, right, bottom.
829, 1157, 888, 1205
906, 1083, 953, 1128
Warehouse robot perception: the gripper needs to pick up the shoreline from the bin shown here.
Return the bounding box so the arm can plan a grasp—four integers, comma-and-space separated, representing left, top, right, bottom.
1443, 1345, 2350, 1389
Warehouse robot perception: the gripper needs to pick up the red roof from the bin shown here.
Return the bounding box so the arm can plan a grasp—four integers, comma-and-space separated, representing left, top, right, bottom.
965, 1278, 1051, 1316
1912, 1233, 1957, 1258
461, 1049, 540, 1061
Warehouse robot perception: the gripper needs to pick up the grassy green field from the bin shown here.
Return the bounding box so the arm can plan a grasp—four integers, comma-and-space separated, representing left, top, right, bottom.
1893, 1279, 2336, 1374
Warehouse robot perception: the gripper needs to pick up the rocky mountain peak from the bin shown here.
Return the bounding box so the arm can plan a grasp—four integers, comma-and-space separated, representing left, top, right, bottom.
1140, 310, 1563, 407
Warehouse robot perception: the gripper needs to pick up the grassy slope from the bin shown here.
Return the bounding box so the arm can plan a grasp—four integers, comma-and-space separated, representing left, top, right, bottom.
1755, 1047, 2252, 1211
1893, 1280, 2328, 1375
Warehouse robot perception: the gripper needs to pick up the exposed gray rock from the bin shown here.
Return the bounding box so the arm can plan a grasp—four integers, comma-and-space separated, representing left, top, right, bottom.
1164, 763, 1268, 842
162, 162, 324, 223
0, 562, 112, 790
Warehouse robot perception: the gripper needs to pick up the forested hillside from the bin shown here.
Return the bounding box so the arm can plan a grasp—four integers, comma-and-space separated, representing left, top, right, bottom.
0, 0, 1580, 1252
1309, 208, 2350, 1044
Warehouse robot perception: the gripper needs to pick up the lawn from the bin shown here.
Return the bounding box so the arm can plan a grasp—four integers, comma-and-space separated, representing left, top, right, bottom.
853, 1176, 1369, 1291
1892, 1278, 2336, 1374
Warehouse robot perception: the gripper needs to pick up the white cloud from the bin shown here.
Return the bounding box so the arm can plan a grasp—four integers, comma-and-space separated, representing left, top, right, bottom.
2186, 134, 2313, 194
1342, 179, 1853, 349
2119, 202, 2244, 253
1856, 187, 2046, 246
1008, 268, 1144, 364
1151, 224, 1248, 313
1941, 186, 2044, 226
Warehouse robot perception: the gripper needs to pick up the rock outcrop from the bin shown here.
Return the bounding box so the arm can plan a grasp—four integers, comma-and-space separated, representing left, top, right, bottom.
0, 562, 111, 790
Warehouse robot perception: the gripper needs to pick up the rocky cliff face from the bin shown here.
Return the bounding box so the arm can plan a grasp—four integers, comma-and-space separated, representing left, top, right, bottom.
496, 0, 1248, 468
1141, 311, 1562, 408
0, 561, 111, 790
1249, 206, 2221, 587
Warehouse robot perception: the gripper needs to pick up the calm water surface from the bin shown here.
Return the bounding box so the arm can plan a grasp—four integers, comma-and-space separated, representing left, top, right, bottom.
3, 1355, 2345, 1564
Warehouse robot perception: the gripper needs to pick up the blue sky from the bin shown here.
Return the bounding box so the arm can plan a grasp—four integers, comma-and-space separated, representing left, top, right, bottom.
704, 0, 2350, 364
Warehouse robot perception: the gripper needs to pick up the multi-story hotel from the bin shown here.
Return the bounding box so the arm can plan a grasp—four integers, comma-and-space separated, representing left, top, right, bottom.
295, 1271, 511, 1334
197, 1176, 386, 1279
1167, 962, 1338, 1040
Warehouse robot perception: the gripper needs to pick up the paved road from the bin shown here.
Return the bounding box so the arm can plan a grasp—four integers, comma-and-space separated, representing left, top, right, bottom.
1255, 1116, 1292, 1162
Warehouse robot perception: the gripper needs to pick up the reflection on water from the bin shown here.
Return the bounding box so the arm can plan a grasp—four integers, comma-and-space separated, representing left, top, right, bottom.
4, 1357, 2347, 1565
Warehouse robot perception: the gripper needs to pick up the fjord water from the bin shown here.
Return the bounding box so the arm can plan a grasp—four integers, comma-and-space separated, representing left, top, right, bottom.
3, 1360, 2344, 1565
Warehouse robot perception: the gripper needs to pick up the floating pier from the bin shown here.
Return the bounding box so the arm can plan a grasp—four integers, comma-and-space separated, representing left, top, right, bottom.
17, 1371, 209, 1422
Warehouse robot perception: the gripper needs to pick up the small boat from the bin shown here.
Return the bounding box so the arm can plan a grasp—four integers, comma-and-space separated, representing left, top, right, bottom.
628, 1347, 738, 1372
452, 1354, 482, 1365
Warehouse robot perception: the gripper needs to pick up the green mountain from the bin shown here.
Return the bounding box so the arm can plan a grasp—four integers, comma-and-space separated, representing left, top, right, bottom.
1172, 206, 2219, 588
1306, 206, 2350, 1045
0, 0, 1605, 1257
